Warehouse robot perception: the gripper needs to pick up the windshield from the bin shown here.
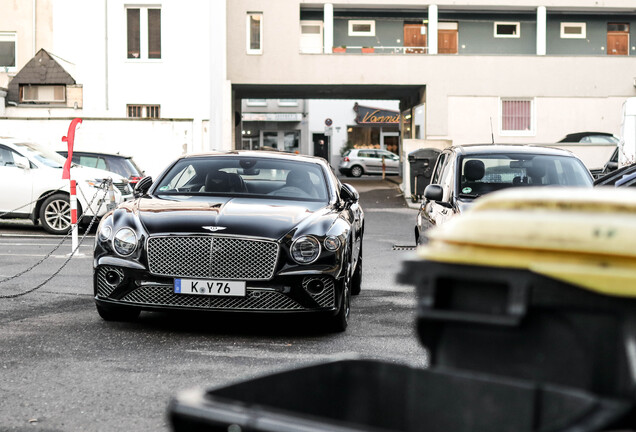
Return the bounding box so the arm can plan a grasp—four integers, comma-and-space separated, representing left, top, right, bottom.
458, 153, 593, 197
14, 142, 68, 168
155, 156, 329, 202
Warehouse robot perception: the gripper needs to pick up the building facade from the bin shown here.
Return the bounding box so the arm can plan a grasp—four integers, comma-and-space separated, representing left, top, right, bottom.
1, 1, 635, 173
227, 1, 636, 166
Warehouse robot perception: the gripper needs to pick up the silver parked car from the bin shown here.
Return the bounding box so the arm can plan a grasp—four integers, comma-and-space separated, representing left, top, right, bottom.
339, 149, 400, 177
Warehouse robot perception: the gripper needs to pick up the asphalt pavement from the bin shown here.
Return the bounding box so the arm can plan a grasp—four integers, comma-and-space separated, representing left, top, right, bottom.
0, 176, 424, 432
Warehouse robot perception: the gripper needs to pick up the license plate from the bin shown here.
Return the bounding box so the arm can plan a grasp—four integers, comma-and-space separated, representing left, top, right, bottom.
174, 278, 246, 297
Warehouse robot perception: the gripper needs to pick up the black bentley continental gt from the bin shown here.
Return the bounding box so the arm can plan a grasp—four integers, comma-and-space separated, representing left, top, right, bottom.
93, 151, 364, 331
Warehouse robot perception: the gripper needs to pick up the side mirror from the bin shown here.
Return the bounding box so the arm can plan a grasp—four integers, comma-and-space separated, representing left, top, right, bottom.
340, 183, 359, 203
134, 176, 153, 198
423, 184, 443, 202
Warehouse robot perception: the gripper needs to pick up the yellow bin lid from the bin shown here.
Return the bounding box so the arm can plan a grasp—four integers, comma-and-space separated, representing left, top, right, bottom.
418, 187, 636, 297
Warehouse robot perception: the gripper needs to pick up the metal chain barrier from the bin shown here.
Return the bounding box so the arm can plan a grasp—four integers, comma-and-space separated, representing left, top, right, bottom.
0, 180, 112, 298
0, 186, 66, 219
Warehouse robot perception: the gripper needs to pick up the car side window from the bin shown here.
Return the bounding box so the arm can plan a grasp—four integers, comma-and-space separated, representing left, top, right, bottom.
439, 157, 455, 201
0, 146, 14, 166
0, 147, 29, 168
430, 152, 448, 184
358, 151, 371, 158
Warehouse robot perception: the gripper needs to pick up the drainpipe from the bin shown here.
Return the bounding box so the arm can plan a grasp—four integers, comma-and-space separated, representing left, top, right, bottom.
536, 6, 547, 56
32, 0, 36, 54
428, 5, 438, 55
0, 88, 7, 116
324, 3, 333, 54
104, 0, 109, 110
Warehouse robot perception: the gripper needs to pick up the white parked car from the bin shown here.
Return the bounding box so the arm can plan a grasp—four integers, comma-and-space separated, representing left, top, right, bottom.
338, 149, 400, 177
0, 138, 132, 234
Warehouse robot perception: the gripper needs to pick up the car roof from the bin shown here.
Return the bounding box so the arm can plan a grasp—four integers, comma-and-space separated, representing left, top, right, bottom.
58, 150, 133, 159
449, 144, 578, 157
181, 150, 330, 166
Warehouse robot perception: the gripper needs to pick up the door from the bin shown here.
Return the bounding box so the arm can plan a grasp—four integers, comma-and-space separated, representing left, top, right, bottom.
376, 150, 400, 174
0, 146, 35, 215
438, 22, 458, 54
312, 133, 330, 161
404, 24, 426, 54
607, 23, 629, 56
300, 21, 323, 54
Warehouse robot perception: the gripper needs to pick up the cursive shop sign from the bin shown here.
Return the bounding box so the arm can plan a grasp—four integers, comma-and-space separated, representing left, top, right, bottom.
354, 103, 400, 126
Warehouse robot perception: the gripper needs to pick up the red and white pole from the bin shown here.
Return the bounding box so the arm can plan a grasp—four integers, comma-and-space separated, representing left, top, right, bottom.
70, 179, 78, 253
62, 118, 83, 255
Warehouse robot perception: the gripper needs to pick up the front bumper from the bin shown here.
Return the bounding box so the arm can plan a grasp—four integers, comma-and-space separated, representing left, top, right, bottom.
94, 265, 339, 314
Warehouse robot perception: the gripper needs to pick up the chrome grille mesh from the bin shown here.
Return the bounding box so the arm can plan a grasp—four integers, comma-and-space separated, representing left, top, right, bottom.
96, 266, 123, 298
147, 236, 278, 280
303, 277, 336, 308
120, 285, 303, 310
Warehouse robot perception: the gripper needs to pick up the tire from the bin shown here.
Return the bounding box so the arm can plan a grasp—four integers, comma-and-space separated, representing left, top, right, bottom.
96, 303, 140, 322
39, 193, 75, 235
350, 165, 363, 178
329, 263, 351, 332
351, 249, 362, 296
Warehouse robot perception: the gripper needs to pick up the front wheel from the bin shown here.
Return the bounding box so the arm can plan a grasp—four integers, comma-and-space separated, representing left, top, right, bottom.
328, 265, 351, 332
351, 250, 362, 296
350, 165, 363, 178
39, 193, 76, 235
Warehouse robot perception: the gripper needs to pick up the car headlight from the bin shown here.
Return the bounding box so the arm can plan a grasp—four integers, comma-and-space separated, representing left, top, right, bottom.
323, 235, 341, 252
291, 236, 321, 264
113, 228, 137, 256
85, 178, 106, 188
98, 224, 112, 241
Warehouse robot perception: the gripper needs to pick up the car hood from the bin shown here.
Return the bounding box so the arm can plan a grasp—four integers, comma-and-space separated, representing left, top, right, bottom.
71, 165, 128, 183
131, 195, 329, 240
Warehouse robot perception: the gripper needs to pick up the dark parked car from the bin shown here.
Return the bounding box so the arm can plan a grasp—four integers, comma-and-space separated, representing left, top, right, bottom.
557, 131, 619, 145
93, 151, 364, 332
57, 150, 145, 184
415, 144, 594, 245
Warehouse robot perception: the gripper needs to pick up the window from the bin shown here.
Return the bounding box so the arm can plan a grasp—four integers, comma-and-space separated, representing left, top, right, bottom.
560, 22, 586, 39
127, 104, 160, 118
348, 20, 375, 37
127, 6, 161, 59
20, 85, 66, 103
494, 22, 520, 38
263, 131, 278, 149
247, 12, 263, 54
0, 32, 16, 70
246, 99, 267, 106
500, 99, 534, 135
608, 23, 629, 32
278, 99, 298, 107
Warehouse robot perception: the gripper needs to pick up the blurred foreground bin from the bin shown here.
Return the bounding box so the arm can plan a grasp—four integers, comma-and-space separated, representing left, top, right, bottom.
398, 187, 636, 428
408, 148, 440, 202
169, 188, 636, 432
168, 358, 629, 432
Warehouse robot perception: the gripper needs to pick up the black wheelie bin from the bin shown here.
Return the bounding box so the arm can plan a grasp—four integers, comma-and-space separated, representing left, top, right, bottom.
168, 187, 636, 432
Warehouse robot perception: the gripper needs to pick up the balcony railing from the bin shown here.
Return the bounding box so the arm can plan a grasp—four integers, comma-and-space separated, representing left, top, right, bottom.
332, 46, 429, 54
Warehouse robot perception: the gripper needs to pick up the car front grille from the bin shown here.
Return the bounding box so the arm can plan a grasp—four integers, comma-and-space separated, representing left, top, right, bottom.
147, 236, 279, 280
303, 276, 336, 308
118, 285, 303, 311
